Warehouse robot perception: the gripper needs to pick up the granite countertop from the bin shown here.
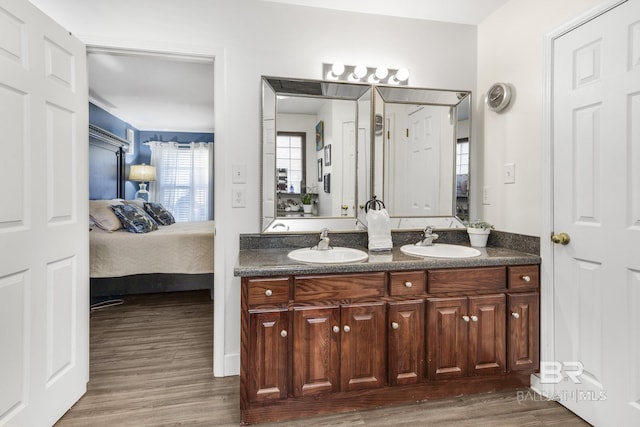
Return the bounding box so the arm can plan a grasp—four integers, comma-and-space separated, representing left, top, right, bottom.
234, 245, 540, 277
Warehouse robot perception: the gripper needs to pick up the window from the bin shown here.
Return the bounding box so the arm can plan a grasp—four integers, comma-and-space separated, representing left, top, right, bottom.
148, 141, 213, 222
456, 138, 469, 175
276, 132, 305, 193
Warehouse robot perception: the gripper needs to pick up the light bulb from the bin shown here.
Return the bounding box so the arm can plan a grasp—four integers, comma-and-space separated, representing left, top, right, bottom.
375, 65, 388, 80
331, 62, 345, 77
394, 68, 409, 82
353, 64, 367, 79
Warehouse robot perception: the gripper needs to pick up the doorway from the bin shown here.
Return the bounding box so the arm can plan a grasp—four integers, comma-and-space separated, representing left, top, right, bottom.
86, 46, 218, 369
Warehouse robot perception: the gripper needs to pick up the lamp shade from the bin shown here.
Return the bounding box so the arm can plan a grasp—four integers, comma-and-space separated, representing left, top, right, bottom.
129, 164, 156, 182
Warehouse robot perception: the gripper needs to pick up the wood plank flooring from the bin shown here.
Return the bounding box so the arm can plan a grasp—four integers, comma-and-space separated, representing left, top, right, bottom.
55, 291, 590, 427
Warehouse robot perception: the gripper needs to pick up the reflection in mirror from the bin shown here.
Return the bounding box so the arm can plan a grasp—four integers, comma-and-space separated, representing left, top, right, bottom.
261, 77, 371, 232
373, 86, 471, 229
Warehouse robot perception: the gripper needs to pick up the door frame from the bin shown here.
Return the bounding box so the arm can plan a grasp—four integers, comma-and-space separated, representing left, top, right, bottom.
538, 0, 627, 395
81, 36, 228, 376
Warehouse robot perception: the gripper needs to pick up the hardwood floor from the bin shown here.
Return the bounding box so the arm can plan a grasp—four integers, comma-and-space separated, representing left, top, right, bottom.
56, 291, 590, 427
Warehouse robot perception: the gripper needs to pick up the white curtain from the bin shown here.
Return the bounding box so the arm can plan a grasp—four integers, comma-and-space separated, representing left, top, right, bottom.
148, 141, 213, 222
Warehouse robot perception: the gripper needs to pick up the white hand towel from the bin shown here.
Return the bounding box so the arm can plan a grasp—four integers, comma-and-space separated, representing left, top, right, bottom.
366, 208, 393, 251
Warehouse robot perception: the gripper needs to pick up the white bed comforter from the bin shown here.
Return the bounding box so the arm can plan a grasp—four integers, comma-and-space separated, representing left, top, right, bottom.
90, 220, 215, 278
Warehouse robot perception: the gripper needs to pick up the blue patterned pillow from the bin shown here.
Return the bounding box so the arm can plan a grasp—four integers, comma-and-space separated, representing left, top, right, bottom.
111, 204, 158, 233
144, 202, 175, 226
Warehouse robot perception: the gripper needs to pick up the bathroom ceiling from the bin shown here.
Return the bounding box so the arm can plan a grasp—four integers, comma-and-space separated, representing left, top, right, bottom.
262, 0, 509, 25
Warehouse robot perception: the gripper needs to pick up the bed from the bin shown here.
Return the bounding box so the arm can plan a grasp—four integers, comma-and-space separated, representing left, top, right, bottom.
88, 124, 214, 298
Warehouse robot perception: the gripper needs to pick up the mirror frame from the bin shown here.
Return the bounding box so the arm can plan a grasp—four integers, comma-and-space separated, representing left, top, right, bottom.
261, 76, 372, 233
260, 76, 472, 233
371, 85, 472, 231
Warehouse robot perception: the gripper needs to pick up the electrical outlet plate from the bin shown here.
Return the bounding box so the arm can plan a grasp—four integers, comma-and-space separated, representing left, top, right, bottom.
483, 186, 490, 205
232, 187, 246, 208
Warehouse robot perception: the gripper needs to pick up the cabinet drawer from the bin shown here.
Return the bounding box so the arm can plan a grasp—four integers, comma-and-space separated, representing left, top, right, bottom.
508, 265, 539, 290
389, 271, 425, 296
428, 267, 506, 294
247, 277, 290, 305
295, 272, 385, 302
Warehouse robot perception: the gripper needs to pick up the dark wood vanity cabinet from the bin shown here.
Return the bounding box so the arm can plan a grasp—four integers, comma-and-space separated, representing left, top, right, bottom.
240, 264, 540, 425
246, 308, 289, 402
426, 294, 506, 380
388, 299, 425, 385
292, 302, 386, 396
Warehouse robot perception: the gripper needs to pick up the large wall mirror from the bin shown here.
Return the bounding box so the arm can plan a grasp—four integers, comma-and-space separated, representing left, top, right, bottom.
261, 76, 472, 233
367, 86, 471, 230
261, 77, 371, 232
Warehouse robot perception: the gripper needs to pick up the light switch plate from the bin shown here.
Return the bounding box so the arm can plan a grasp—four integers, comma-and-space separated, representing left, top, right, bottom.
504, 163, 515, 184
483, 186, 491, 205
232, 163, 247, 184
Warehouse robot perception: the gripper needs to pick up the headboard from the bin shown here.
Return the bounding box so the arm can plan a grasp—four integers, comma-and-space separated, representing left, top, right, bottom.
88, 124, 130, 200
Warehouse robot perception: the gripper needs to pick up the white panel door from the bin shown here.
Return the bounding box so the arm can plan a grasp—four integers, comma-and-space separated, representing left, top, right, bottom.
552, 0, 640, 425
407, 106, 440, 216
0, 0, 88, 426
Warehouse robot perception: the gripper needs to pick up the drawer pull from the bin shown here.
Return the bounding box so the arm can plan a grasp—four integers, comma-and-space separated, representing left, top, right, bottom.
521, 275, 531, 282
462, 315, 470, 322
280, 330, 287, 338
265, 289, 273, 297
404, 281, 413, 288
470, 315, 478, 322
511, 312, 520, 319
391, 322, 399, 330
343, 325, 351, 333
332, 326, 340, 334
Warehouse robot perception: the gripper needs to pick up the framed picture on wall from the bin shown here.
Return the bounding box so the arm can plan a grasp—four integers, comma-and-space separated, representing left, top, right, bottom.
315, 121, 324, 151
317, 159, 323, 182
323, 173, 330, 193
324, 144, 332, 166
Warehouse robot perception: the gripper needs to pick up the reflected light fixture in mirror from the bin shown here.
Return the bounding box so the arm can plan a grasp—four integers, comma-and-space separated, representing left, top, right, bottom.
323, 63, 409, 85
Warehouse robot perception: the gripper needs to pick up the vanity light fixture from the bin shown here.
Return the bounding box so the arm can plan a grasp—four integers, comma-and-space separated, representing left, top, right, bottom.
322, 63, 409, 85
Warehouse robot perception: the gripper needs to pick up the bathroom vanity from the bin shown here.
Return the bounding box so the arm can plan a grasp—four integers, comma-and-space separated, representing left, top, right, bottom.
235, 237, 540, 425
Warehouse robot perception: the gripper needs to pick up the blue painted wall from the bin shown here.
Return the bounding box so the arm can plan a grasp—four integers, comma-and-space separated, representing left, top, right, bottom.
89, 103, 215, 200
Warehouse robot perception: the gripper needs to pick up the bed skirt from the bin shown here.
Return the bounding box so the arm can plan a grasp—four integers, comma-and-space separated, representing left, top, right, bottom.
90, 273, 214, 298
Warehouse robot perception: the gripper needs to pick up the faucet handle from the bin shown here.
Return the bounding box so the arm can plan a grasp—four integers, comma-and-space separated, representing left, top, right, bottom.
423, 225, 434, 236
320, 227, 329, 238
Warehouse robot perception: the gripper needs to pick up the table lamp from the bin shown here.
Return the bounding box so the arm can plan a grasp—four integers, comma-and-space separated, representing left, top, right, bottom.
129, 164, 156, 201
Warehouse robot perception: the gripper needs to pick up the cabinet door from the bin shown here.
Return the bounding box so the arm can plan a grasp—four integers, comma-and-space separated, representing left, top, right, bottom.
247, 309, 289, 402
292, 306, 340, 397
507, 292, 540, 372
388, 300, 424, 386
468, 294, 506, 376
340, 303, 386, 391
427, 297, 468, 380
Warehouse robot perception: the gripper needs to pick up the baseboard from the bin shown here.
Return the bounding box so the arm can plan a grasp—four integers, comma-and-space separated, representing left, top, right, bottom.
224, 352, 240, 376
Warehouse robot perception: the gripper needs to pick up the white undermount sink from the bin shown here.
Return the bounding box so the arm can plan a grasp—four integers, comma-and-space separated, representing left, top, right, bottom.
288, 247, 369, 264
400, 243, 481, 259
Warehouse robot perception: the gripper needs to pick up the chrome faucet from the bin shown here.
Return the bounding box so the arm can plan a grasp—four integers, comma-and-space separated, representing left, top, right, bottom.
314, 227, 331, 251
416, 225, 439, 246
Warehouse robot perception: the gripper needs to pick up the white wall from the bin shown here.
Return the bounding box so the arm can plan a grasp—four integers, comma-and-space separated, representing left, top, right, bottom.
477, 0, 603, 236
29, 0, 477, 376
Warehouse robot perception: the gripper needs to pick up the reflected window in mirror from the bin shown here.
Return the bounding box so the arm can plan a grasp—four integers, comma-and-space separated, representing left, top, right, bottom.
276, 132, 306, 193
